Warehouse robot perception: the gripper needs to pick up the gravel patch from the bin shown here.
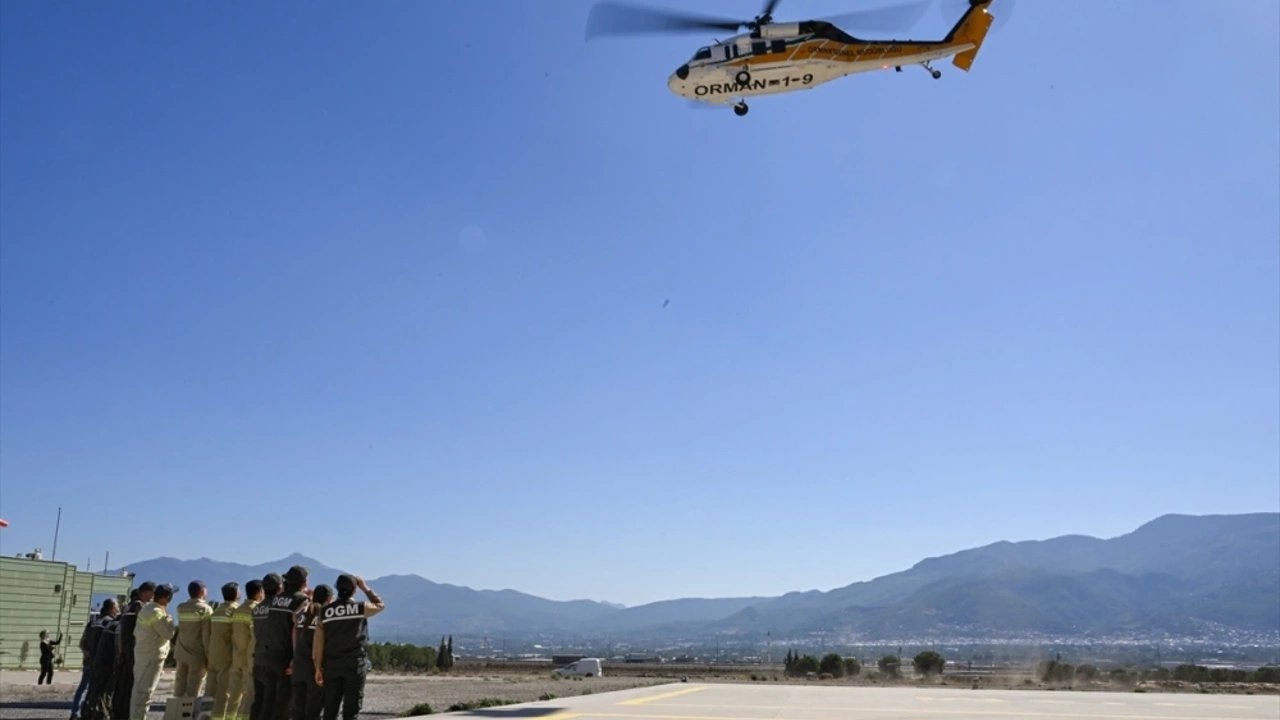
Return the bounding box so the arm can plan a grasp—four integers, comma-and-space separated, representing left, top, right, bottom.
360, 673, 668, 715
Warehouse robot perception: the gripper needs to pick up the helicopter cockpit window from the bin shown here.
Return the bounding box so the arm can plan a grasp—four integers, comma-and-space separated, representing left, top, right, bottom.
694, 47, 712, 60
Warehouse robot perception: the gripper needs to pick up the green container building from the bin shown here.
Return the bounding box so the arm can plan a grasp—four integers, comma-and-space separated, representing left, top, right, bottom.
0, 556, 133, 671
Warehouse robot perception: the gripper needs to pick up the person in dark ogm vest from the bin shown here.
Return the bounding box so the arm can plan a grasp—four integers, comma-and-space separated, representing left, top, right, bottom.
83, 601, 121, 720
254, 567, 309, 720
70, 600, 115, 720
274, 567, 310, 719
312, 575, 384, 720
290, 585, 331, 720
249, 574, 280, 720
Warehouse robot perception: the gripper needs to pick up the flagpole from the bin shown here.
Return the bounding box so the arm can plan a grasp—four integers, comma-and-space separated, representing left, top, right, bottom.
52, 507, 62, 561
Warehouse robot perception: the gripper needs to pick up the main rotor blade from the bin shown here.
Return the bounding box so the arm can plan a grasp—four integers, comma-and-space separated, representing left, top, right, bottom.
759, 0, 783, 22
820, 0, 931, 32
585, 2, 744, 39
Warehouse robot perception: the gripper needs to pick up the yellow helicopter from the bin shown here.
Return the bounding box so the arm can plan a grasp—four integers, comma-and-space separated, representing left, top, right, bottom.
587, 0, 1001, 116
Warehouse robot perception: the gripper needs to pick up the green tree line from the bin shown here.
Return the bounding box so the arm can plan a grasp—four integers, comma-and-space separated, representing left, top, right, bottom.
782, 650, 948, 679
784, 650, 939, 679
366, 636, 456, 673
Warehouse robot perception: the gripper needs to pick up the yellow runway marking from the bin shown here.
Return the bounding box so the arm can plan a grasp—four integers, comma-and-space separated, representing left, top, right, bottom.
1157, 702, 1252, 710
572, 715, 755, 720
619, 686, 709, 705
592, 708, 1266, 720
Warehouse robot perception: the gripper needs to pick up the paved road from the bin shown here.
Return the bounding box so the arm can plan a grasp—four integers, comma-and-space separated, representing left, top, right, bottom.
440, 682, 1280, 720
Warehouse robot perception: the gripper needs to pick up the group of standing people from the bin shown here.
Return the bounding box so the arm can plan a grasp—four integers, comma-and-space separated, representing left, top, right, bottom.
66, 580, 170, 720
66, 565, 384, 720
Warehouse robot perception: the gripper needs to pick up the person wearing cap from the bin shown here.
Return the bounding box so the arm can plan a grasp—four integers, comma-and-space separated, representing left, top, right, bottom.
131, 584, 177, 720
113, 582, 155, 720
70, 603, 110, 720
82, 599, 121, 720
250, 573, 282, 720
291, 585, 330, 720
256, 566, 309, 720
206, 583, 241, 720
226, 580, 262, 720
173, 581, 214, 699
313, 575, 383, 720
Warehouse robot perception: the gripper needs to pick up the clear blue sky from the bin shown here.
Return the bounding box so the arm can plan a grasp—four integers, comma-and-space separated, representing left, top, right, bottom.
2, 0, 1276, 607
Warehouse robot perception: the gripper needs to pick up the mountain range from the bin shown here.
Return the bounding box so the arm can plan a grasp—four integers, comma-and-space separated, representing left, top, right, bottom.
115, 513, 1280, 645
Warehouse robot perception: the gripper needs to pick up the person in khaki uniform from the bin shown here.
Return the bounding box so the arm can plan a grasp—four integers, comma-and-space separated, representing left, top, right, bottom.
225, 580, 262, 720
131, 584, 177, 720
173, 581, 214, 699
206, 583, 240, 720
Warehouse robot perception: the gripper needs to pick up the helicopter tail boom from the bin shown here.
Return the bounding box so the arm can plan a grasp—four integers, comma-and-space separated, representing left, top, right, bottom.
945, 0, 995, 71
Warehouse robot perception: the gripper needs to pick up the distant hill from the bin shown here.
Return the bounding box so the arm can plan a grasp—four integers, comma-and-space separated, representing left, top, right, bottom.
586, 597, 771, 633
116, 513, 1279, 643
114, 555, 622, 641
366, 574, 618, 639
116, 552, 348, 599
713, 513, 1280, 639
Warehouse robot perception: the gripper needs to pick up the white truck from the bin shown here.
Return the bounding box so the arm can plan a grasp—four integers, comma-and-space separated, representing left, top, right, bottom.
553, 658, 603, 677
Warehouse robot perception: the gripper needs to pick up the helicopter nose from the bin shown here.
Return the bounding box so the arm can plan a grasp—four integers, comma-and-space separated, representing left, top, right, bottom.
668, 66, 691, 97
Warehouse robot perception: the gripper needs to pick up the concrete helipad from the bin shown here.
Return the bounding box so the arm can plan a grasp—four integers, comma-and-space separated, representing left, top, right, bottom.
440, 682, 1280, 720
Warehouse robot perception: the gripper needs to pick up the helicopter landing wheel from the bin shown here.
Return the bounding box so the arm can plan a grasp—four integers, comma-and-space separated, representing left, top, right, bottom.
931, 69, 942, 80
735, 69, 751, 85
733, 101, 749, 117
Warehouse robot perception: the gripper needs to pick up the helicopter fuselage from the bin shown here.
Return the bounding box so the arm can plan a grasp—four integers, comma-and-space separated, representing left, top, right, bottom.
667, 4, 992, 106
